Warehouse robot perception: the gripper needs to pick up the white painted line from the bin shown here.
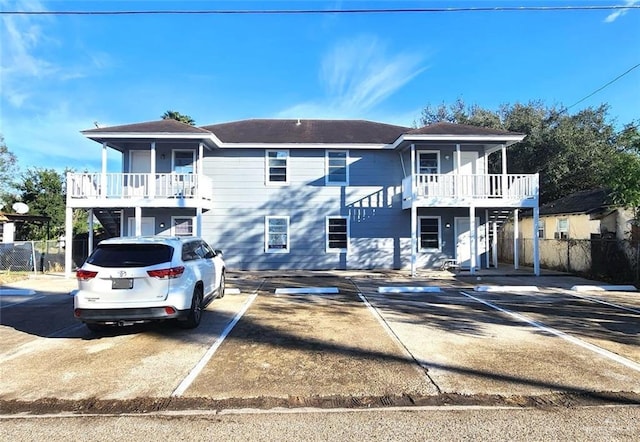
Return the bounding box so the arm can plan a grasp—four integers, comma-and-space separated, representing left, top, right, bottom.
378, 286, 441, 294
1, 295, 45, 308
571, 285, 638, 292
225, 288, 241, 295
172, 289, 261, 397
275, 287, 339, 294
0, 289, 36, 296
459, 291, 640, 373
474, 285, 539, 292
559, 289, 640, 315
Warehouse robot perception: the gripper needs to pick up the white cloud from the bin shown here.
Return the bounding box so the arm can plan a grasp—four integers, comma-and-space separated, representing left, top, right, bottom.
604, 0, 639, 23
278, 35, 426, 119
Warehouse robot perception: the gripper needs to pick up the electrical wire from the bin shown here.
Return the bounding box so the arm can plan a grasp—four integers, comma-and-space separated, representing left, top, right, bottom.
565, 63, 640, 112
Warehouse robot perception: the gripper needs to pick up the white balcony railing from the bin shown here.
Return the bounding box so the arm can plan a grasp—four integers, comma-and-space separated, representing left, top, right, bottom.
402, 173, 538, 204
67, 173, 213, 201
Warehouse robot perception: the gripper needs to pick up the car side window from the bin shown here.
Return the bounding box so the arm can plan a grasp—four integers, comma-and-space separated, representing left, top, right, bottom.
197, 242, 216, 259
182, 242, 200, 261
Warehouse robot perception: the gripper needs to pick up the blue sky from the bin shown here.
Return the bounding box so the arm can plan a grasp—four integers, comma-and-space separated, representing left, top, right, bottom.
1, 0, 639, 175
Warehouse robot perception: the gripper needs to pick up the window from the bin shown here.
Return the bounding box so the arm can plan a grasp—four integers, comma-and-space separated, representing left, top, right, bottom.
265, 216, 289, 253
418, 151, 439, 174
326, 150, 348, 185
266, 150, 289, 184
172, 217, 194, 237
555, 218, 568, 240
326, 217, 349, 251
173, 150, 195, 174
538, 222, 545, 239
419, 217, 441, 251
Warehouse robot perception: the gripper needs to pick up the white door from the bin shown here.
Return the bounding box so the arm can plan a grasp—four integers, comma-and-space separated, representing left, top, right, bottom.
127, 217, 155, 237
129, 151, 151, 197
454, 151, 479, 197
455, 217, 483, 269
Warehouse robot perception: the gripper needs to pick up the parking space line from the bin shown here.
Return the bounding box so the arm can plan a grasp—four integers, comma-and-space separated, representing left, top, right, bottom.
378, 286, 441, 294
171, 280, 264, 397
459, 291, 640, 373
0, 295, 45, 308
275, 287, 339, 294
556, 289, 640, 315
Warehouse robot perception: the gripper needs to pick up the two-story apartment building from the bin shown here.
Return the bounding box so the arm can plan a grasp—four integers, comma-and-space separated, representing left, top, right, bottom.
64, 118, 541, 276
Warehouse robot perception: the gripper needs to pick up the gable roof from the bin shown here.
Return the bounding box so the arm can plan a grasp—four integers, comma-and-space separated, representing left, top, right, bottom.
407, 121, 520, 136
200, 119, 411, 144
540, 188, 612, 216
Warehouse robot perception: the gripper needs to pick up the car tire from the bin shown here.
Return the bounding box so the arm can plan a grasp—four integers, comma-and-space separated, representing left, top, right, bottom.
218, 272, 226, 299
179, 286, 203, 329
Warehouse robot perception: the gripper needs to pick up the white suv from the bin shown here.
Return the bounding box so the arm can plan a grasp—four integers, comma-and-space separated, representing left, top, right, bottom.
74, 236, 225, 331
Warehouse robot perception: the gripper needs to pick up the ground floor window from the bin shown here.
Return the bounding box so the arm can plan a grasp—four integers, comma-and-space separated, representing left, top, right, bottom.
326, 217, 348, 251
419, 216, 441, 251
265, 216, 289, 253
172, 216, 194, 237
555, 218, 568, 240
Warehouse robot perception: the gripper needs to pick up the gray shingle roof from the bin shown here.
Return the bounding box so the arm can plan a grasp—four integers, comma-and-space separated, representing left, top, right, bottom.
540, 188, 612, 216
82, 119, 212, 134
200, 119, 412, 144
407, 121, 522, 136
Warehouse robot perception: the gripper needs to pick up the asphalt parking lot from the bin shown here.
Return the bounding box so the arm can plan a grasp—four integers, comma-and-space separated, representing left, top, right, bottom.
0, 270, 639, 414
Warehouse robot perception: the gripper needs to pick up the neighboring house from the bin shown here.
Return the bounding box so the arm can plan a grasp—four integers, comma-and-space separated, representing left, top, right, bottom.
64, 119, 540, 276
509, 188, 635, 241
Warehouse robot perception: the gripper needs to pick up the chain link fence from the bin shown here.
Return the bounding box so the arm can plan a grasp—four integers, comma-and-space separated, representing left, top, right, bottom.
0, 239, 92, 274
498, 236, 640, 285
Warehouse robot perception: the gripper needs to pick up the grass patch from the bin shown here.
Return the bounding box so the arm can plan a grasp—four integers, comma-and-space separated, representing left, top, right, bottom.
0, 271, 30, 285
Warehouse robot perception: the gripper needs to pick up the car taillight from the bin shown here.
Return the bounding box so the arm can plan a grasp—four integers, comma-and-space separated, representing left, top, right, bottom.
76, 269, 98, 280
147, 266, 185, 279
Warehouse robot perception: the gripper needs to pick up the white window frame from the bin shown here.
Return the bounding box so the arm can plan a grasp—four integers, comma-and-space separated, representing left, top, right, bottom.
326, 216, 349, 252
172, 149, 196, 174
417, 150, 440, 174
325, 150, 349, 185
538, 221, 545, 239
265, 150, 289, 185
418, 216, 442, 251
556, 218, 569, 240
171, 216, 195, 237
265, 216, 290, 253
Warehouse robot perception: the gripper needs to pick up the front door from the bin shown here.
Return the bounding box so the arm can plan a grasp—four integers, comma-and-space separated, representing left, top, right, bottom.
455, 217, 482, 269
129, 151, 151, 197
454, 151, 479, 197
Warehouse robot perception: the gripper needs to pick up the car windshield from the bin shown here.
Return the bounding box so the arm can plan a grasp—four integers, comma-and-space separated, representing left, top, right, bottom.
86, 244, 174, 268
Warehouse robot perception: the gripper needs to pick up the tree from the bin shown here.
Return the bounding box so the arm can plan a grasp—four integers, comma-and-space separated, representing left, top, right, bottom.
10, 168, 66, 240
161, 110, 195, 126
0, 135, 18, 210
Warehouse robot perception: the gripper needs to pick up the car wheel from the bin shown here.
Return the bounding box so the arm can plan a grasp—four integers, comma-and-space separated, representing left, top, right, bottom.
218, 272, 226, 298
180, 286, 203, 329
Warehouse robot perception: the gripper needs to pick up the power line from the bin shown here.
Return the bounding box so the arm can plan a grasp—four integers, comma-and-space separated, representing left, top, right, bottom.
565, 63, 640, 112
1, 5, 640, 15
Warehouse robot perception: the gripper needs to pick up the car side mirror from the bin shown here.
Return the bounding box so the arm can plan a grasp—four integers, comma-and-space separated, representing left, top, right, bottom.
214, 249, 223, 257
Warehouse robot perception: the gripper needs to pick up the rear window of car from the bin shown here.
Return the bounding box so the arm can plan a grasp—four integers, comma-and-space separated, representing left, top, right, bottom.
86, 244, 174, 268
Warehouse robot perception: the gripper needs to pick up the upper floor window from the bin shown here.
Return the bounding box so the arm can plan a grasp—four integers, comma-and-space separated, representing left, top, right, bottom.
266, 150, 289, 185
326, 150, 348, 185
265, 216, 289, 253
173, 150, 195, 174
419, 217, 441, 251
326, 217, 349, 252
418, 151, 439, 174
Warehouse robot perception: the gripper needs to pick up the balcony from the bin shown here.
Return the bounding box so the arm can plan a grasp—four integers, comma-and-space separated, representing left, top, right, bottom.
66, 173, 213, 209
402, 173, 538, 209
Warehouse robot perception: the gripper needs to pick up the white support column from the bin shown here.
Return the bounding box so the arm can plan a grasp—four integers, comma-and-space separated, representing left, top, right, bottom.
196, 207, 203, 237
410, 143, 417, 277
469, 206, 476, 275
87, 209, 94, 257
64, 207, 73, 278
150, 142, 156, 198
533, 206, 540, 276
484, 209, 490, 269
135, 206, 142, 236
492, 220, 498, 268
198, 142, 204, 175
514, 208, 520, 270
101, 143, 108, 198
501, 144, 507, 197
